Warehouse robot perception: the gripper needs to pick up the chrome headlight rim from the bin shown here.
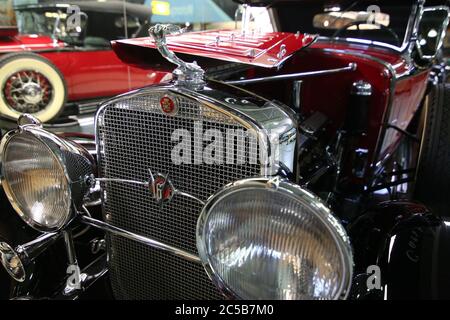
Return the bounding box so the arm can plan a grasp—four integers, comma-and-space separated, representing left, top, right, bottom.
197, 177, 354, 300
0, 241, 26, 283
0, 124, 87, 232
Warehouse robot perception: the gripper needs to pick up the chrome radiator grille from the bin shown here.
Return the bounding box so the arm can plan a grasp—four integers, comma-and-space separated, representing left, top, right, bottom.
97, 89, 260, 299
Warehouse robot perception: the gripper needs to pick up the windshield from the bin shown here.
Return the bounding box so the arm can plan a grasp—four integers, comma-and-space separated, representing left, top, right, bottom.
16, 9, 65, 35
270, 0, 415, 49
14, 1, 238, 44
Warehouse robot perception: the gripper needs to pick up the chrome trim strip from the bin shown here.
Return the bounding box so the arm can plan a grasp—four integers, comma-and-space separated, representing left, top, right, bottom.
415, 5, 450, 61
225, 63, 357, 85
79, 215, 201, 264
0, 232, 60, 282
175, 191, 205, 206
292, 80, 302, 111
93, 176, 205, 205
95, 177, 149, 186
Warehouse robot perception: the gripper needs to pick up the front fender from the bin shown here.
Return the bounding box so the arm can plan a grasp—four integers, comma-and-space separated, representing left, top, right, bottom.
348, 201, 450, 299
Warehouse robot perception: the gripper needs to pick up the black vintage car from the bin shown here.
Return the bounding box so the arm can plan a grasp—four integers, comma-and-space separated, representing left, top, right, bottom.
1, 0, 450, 300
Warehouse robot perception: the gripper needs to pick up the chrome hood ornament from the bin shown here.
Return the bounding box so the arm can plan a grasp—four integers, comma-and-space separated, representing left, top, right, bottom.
149, 24, 205, 88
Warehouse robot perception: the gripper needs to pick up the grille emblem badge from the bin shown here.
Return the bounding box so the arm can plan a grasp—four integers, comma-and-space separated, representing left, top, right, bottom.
149, 170, 175, 205
94, 170, 205, 206
160, 95, 178, 116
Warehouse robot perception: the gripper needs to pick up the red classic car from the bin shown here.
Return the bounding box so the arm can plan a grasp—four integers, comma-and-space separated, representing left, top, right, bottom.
1, 0, 450, 301
0, 1, 172, 123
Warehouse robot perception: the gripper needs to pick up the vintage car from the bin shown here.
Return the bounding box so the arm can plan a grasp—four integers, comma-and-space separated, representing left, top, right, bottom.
1, 0, 450, 300
0, 1, 170, 123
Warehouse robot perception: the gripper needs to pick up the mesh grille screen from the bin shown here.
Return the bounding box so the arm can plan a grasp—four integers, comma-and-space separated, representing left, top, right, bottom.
97, 90, 260, 299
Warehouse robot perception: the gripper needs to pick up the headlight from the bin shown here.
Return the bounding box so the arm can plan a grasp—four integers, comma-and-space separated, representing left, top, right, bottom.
0, 116, 94, 231
197, 178, 353, 300
0, 242, 25, 282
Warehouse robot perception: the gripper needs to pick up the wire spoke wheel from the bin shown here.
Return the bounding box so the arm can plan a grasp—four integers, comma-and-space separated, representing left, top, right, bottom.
0, 53, 66, 123
3, 70, 53, 114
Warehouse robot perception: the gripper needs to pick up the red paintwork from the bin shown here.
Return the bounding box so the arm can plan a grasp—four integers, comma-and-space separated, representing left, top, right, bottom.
0, 34, 66, 52
245, 41, 428, 175
38, 49, 168, 101
0, 34, 166, 104
113, 30, 317, 68
0, 27, 19, 38
380, 71, 428, 158
112, 30, 429, 179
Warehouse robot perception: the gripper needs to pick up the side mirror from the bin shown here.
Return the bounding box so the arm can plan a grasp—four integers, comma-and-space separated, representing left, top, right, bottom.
415, 6, 450, 61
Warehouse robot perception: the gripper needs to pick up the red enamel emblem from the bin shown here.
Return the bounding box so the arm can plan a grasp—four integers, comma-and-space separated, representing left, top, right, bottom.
160, 96, 177, 115
150, 172, 175, 205
154, 176, 173, 201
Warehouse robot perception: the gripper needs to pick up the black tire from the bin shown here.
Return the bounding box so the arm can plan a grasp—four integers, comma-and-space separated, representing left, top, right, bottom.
415, 83, 450, 216
0, 52, 67, 123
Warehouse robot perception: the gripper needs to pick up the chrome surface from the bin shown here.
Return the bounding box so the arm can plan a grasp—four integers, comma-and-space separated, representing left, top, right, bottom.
415, 6, 450, 61
17, 113, 42, 127
0, 123, 95, 231
149, 24, 205, 88
79, 215, 201, 263
351, 81, 373, 96
0, 232, 59, 282
90, 238, 106, 255
15, 232, 60, 265
63, 230, 84, 295
241, 4, 250, 36
95, 82, 296, 299
292, 80, 302, 111
226, 63, 357, 85
93, 174, 205, 206
196, 177, 354, 300
94, 177, 149, 186
63, 230, 77, 265
298, 112, 328, 150
52, 253, 108, 300
0, 242, 25, 282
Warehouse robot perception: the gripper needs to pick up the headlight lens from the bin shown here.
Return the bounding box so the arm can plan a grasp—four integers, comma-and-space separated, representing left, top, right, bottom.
0, 242, 25, 282
197, 178, 353, 300
2, 132, 71, 231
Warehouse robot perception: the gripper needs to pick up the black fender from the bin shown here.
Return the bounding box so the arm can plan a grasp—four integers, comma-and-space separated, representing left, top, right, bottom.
348, 201, 450, 299
0, 188, 67, 299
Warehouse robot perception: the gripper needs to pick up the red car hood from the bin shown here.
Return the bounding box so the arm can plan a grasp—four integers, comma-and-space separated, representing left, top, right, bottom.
0, 34, 66, 53
112, 30, 317, 69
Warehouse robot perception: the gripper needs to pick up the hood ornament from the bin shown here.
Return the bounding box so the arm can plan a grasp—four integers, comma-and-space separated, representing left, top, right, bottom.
149, 24, 205, 89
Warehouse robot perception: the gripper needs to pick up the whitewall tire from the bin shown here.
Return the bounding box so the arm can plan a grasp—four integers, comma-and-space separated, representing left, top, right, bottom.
0, 53, 67, 123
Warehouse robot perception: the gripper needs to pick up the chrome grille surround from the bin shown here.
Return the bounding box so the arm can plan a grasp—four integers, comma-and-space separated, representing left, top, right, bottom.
96, 83, 296, 299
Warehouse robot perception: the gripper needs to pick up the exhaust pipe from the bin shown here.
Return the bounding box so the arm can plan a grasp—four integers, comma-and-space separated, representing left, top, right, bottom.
0, 232, 60, 282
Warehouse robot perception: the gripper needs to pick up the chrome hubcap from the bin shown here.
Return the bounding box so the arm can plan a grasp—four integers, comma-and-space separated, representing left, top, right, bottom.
3, 71, 53, 113
22, 83, 43, 105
